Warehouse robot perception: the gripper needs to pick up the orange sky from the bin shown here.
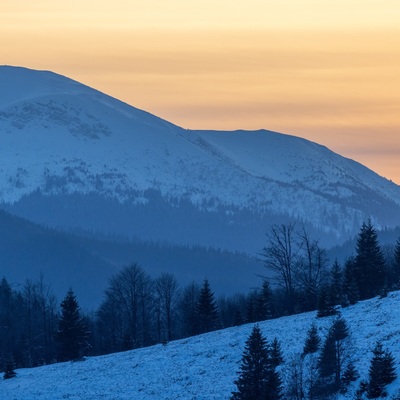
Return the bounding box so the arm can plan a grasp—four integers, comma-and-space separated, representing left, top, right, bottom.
1, 0, 400, 183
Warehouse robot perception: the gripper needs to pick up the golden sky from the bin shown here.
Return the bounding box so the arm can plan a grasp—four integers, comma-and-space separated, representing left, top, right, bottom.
1, 0, 400, 183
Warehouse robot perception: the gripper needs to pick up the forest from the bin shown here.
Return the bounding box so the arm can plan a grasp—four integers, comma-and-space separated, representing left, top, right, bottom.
1, 219, 400, 398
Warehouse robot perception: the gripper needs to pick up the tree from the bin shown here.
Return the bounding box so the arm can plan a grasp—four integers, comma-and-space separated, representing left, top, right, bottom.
342, 361, 358, 386
179, 282, 200, 338
195, 279, 219, 334
270, 337, 284, 367
232, 325, 282, 400
329, 260, 342, 306
97, 263, 153, 352
390, 238, 400, 288
367, 341, 397, 398
262, 223, 300, 312
318, 317, 350, 390
3, 356, 16, 379
316, 285, 336, 318
354, 220, 386, 299
56, 289, 88, 361
295, 227, 328, 311
303, 323, 320, 356
154, 273, 179, 342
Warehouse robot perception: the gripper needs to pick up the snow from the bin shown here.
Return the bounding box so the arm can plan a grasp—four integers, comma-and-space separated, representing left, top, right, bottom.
2, 291, 400, 399
1, 65, 400, 241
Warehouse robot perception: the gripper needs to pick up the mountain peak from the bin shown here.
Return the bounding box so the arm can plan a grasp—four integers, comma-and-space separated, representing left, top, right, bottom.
1, 66, 400, 251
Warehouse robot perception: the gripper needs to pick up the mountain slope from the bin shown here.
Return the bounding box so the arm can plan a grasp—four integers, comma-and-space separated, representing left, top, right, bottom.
2, 291, 400, 399
0, 208, 261, 309
1, 66, 400, 253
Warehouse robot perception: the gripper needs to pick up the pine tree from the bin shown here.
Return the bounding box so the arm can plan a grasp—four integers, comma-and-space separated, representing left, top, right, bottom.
381, 349, 397, 385
343, 257, 360, 305
195, 279, 219, 334
367, 341, 396, 398
56, 289, 88, 362
317, 285, 336, 318
303, 323, 320, 355
270, 337, 284, 367
318, 317, 349, 389
231, 325, 270, 400
3, 356, 16, 379
354, 220, 386, 299
232, 325, 283, 400
342, 361, 358, 385
329, 260, 342, 306
390, 238, 400, 288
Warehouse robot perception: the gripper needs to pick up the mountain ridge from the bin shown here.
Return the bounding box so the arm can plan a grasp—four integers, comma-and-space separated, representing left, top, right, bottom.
1, 65, 400, 252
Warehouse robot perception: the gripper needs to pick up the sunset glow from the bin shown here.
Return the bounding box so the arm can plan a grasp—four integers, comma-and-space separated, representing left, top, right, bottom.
1, 0, 400, 182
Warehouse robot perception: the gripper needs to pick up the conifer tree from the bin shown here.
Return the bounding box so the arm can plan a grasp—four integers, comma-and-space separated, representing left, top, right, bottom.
56, 289, 88, 361
318, 317, 349, 389
270, 337, 284, 367
231, 325, 270, 400
195, 279, 219, 334
329, 260, 342, 305
391, 238, 400, 288
303, 323, 320, 356
232, 325, 282, 400
3, 356, 16, 379
367, 341, 396, 398
341, 361, 358, 385
354, 220, 386, 299
317, 285, 336, 318
343, 257, 360, 305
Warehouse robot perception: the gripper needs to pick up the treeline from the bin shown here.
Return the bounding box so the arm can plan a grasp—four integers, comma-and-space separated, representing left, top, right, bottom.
1, 219, 399, 377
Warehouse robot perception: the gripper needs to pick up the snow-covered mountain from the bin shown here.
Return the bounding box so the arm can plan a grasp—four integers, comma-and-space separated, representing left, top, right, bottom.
1, 66, 400, 252
2, 291, 400, 399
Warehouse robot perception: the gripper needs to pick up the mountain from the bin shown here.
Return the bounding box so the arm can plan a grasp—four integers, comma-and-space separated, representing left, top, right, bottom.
2, 290, 400, 399
0, 208, 117, 308
1, 65, 400, 254
0, 208, 261, 309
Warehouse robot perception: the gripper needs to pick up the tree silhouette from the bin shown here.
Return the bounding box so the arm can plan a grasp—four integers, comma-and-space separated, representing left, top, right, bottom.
56, 289, 88, 361
195, 279, 219, 334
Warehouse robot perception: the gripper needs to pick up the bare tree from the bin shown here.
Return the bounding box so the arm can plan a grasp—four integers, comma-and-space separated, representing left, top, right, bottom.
154, 273, 179, 342
262, 223, 301, 308
97, 263, 153, 350
294, 227, 328, 310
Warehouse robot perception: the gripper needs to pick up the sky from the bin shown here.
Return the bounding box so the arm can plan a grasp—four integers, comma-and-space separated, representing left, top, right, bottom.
1, 1, 400, 183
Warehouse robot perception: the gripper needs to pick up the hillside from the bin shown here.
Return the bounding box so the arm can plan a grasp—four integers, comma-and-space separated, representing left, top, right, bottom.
2, 291, 400, 399
0, 209, 261, 309
1, 66, 400, 253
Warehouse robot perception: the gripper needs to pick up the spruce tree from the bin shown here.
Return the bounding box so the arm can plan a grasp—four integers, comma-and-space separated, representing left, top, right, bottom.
231, 325, 269, 400
329, 260, 342, 305
195, 279, 219, 334
354, 220, 386, 299
367, 341, 396, 398
56, 289, 88, 362
270, 337, 284, 367
342, 361, 358, 385
391, 238, 400, 288
232, 325, 283, 400
318, 317, 349, 389
3, 356, 16, 379
303, 323, 320, 355
317, 285, 336, 318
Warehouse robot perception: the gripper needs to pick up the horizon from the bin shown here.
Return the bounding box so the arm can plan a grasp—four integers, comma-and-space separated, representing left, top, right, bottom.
1, 1, 400, 183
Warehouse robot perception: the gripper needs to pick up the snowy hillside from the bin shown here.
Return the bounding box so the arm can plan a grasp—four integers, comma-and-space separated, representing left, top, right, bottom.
2, 291, 400, 399
1, 66, 400, 252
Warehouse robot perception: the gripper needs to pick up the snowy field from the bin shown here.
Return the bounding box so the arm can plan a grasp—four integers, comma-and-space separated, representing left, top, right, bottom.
2, 291, 400, 399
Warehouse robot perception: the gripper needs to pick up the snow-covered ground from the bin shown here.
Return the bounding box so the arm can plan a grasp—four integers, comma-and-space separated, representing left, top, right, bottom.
2, 291, 400, 399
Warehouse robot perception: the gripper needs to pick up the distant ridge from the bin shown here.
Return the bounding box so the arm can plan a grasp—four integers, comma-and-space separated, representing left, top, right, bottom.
1, 65, 400, 254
